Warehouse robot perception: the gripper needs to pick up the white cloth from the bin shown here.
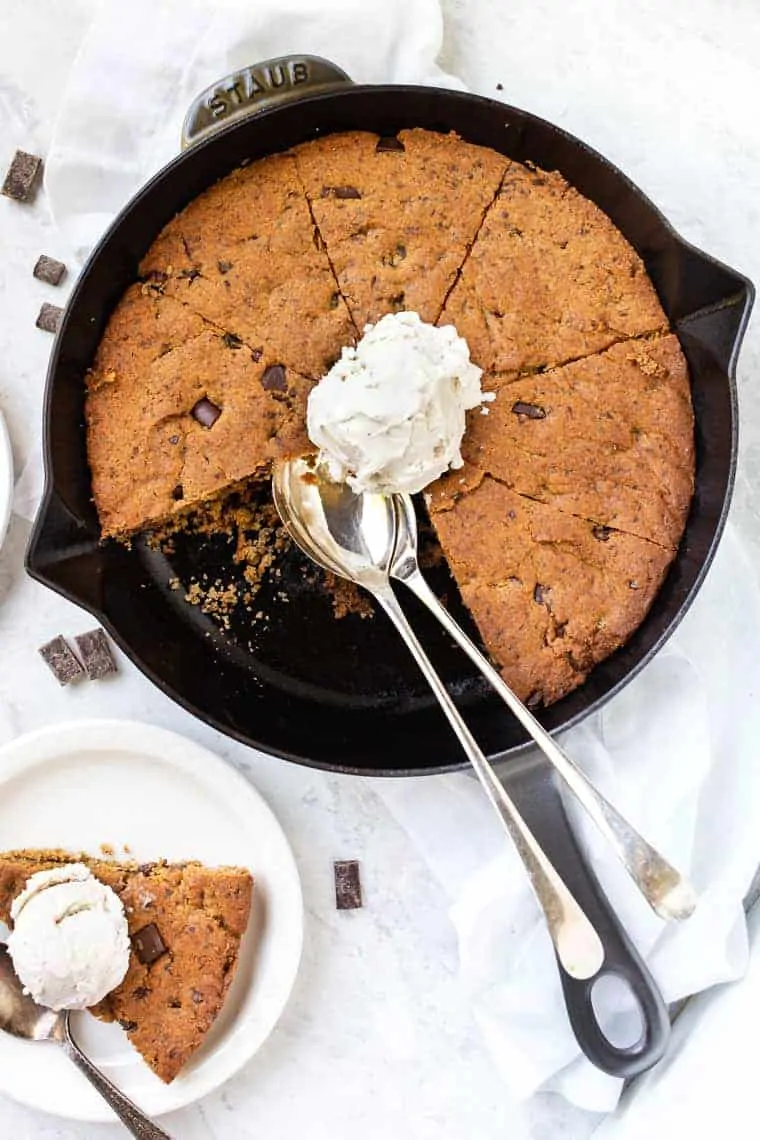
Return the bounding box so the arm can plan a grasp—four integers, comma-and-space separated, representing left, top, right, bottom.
37, 0, 760, 1119
595, 903, 760, 1139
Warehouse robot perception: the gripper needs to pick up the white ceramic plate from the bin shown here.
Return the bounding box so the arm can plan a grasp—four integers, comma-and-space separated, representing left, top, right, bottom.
0, 409, 12, 551
0, 720, 303, 1122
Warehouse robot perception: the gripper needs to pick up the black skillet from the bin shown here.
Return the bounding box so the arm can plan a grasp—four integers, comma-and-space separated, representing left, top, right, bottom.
27, 56, 754, 1079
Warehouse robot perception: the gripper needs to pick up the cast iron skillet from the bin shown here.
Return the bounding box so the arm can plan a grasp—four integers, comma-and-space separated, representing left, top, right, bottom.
26, 57, 754, 1079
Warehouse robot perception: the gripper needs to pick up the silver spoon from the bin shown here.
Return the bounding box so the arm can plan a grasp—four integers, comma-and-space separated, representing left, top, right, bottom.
0, 944, 170, 1139
273, 458, 605, 980
392, 493, 697, 923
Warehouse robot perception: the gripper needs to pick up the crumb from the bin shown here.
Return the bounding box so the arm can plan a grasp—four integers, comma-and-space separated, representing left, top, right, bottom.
100, 843, 115, 857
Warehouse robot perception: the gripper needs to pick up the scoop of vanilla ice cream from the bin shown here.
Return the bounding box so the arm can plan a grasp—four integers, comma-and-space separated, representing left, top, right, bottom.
8, 863, 130, 1011
307, 311, 491, 495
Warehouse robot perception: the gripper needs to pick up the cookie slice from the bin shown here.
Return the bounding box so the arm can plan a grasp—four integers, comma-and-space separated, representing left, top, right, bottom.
428, 475, 673, 705
86, 328, 312, 537
140, 151, 355, 380
459, 334, 694, 548
439, 162, 669, 374
293, 129, 509, 329
0, 849, 253, 1084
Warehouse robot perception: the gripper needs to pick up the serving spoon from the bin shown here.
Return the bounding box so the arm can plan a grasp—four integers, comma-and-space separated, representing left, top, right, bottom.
391, 494, 697, 923
0, 944, 170, 1139
273, 457, 605, 980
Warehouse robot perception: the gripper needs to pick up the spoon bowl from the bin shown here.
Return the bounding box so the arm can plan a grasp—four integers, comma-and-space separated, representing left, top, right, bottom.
0, 943, 62, 1043
272, 456, 397, 588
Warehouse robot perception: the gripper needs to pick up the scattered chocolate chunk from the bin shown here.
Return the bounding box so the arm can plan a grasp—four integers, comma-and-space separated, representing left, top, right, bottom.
172, 485, 184, 501
376, 135, 405, 153
133, 986, 150, 1000
2, 150, 43, 202
75, 627, 118, 680
512, 401, 546, 420
222, 331, 243, 349
119, 1019, 138, 1032
533, 583, 551, 607
321, 185, 361, 199
133, 922, 168, 965
192, 397, 222, 428
178, 267, 201, 281
35, 302, 63, 334
496, 82, 504, 91
554, 621, 568, 638
191, 989, 204, 1004
260, 363, 287, 392
39, 636, 85, 686
33, 254, 66, 285
251, 347, 263, 362
592, 525, 613, 542
334, 860, 363, 910
217, 259, 233, 274
329, 291, 341, 309
168, 434, 179, 445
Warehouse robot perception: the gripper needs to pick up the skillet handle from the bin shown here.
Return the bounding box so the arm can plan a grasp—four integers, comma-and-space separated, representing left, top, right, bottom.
181, 56, 353, 149
503, 756, 671, 1078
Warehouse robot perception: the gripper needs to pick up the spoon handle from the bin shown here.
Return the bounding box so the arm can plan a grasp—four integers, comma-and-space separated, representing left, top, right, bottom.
373, 586, 604, 980
394, 563, 696, 923
60, 1014, 172, 1139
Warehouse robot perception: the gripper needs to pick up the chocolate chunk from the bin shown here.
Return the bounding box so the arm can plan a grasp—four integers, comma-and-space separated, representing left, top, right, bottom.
168, 434, 179, 445
33, 254, 66, 285
133, 986, 150, 1000
118, 1019, 138, 1032
329, 291, 341, 309
251, 347, 263, 362
375, 135, 405, 153
74, 627, 118, 680
533, 583, 551, 607
512, 401, 546, 420
554, 621, 568, 639
217, 259, 233, 274
192, 397, 222, 427
191, 989, 204, 1004
2, 150, 43, 202
39, 636, 85, 686
222, 331, 243, 349
178, 267, 201, 281
35, 302, 63, 334
334, 860, 362, 910
321, 185, 362, 199
592, 525, 613, 542
172, 484, 184, 501
133, 922, 168, 965
383, 243, 406, 267
260, 363, 287, 392
496, 82, 504, 91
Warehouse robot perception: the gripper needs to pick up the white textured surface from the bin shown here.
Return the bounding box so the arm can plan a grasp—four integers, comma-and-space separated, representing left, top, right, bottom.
0, 0, 759, 1137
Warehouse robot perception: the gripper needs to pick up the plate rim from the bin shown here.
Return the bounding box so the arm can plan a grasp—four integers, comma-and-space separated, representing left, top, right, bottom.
0, 409, 12, 553
0, 717, 304, 1123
